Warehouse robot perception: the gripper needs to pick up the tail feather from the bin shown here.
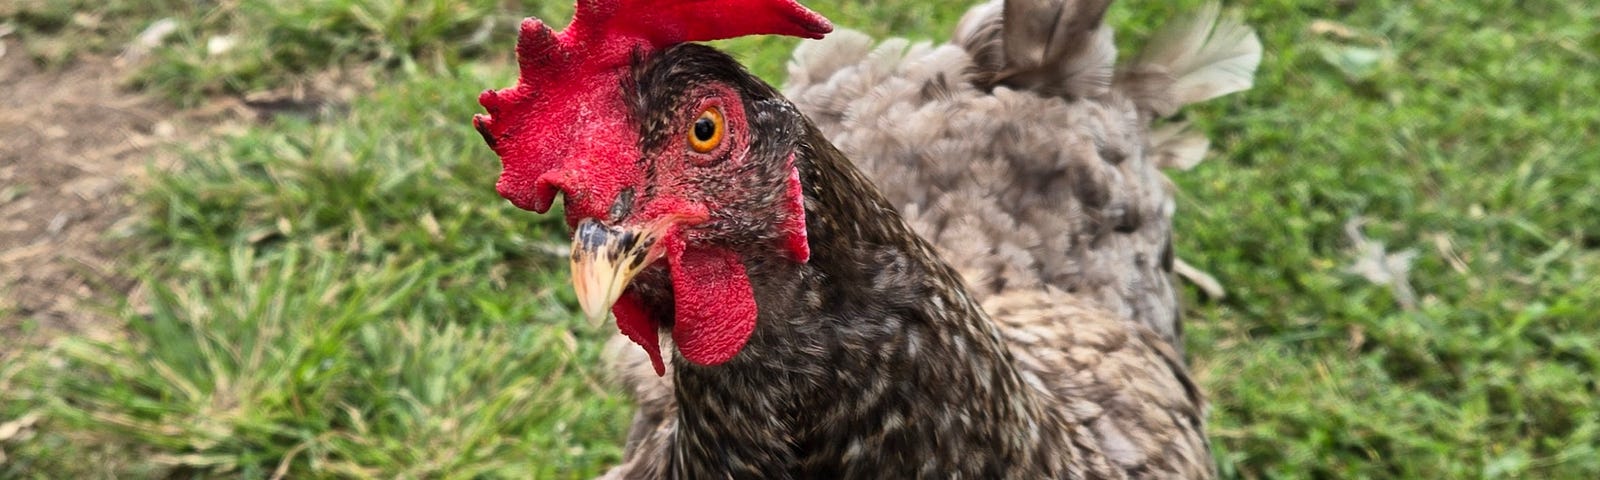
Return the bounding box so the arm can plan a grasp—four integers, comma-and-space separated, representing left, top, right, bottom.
955, 0, 1117, 99
1125, 1, 1262, 116
1148, 121, 1210, 171
952, 0, 1005, 70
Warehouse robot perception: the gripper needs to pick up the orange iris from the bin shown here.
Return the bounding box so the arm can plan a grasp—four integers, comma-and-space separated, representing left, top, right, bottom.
689, 107, 725, 153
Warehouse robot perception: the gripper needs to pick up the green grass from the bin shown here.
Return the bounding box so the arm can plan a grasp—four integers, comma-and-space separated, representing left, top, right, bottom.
3, 0, 573, 105
4, 0, 1599, 478
1, 0, 201, 65
5, 65, 631, 478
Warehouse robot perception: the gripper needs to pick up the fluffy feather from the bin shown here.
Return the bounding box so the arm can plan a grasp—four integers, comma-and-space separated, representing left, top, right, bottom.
1122, 0, 1263, 116
1149, 121, 1210, 171
784, 0, 1259, 347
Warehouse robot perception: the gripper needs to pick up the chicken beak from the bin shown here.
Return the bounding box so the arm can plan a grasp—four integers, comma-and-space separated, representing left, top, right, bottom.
570, 218, 670, 327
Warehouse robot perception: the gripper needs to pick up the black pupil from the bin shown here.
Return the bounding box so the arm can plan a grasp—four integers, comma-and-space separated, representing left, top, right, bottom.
693, 116, 716, 143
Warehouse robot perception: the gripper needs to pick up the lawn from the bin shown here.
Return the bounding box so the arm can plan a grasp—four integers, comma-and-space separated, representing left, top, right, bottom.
2, 0, 1598, 478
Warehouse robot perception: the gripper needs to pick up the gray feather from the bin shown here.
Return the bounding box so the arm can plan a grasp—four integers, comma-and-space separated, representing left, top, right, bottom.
1125, 1, 1263, 116
955, 0, 1116, 98
785, 1, 1261, 343
788, 21, 1186, 349
1149, 121, 1210, 171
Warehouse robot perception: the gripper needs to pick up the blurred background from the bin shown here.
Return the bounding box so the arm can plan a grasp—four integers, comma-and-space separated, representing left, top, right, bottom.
1, 0, 1597, 477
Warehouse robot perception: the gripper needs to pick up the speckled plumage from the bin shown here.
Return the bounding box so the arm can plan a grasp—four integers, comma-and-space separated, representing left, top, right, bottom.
593, 1, 1260, 478
602, 120, 1209, 478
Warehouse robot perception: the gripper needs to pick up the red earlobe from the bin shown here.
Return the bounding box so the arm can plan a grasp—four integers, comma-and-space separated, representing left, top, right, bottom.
780, 157, 810, 263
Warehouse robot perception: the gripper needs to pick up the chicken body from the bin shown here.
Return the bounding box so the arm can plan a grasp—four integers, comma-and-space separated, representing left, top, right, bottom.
591, 0, 1261, 478
604, 117, 1209, 479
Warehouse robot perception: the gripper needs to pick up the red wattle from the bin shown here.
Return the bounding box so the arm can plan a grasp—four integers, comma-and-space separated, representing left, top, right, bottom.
666, 236, 758, 367
612, 290, 664, 376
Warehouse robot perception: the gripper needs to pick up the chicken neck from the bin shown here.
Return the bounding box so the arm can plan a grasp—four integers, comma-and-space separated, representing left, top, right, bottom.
658, 122, 1076, 478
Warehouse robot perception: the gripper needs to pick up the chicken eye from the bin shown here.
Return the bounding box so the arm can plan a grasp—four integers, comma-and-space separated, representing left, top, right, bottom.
688, 107, 725, 153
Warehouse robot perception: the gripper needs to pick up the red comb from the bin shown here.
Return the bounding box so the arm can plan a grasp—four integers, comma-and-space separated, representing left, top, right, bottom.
473, 0, 832, 216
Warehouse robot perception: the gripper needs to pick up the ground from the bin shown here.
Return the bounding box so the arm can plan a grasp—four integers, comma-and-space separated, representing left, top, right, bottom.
0, 48, 170, 352
0, 36, 361, 355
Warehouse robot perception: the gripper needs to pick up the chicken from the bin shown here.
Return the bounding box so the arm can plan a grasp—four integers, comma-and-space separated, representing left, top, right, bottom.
470, 0, 1259, 478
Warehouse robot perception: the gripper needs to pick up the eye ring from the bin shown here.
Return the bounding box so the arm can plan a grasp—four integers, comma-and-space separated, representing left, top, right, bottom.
688, 107, 725, 153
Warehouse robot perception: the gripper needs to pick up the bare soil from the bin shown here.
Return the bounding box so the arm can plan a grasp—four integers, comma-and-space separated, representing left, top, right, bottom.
0, 43, 183, 353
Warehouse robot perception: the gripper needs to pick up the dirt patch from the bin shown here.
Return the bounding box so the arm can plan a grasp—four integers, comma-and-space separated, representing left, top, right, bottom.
0, 37, 367, 358
0, 42, 186, 353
